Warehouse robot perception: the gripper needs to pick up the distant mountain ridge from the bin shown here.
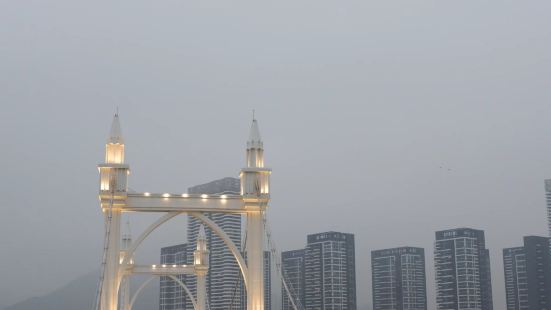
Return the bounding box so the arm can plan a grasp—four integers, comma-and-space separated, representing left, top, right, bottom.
3, 271, 158, 310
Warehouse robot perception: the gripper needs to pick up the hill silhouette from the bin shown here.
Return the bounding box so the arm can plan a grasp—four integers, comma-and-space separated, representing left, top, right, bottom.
3, 271, 159, 310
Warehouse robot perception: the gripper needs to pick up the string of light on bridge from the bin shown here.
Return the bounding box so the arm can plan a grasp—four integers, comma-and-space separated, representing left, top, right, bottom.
151, 264, 190, 268
139, 192, 235, 200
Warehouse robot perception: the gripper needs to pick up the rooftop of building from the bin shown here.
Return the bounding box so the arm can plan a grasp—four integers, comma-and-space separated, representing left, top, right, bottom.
371, 246, 425, 257
307, 231, 355, 243
435, 227, 485, 240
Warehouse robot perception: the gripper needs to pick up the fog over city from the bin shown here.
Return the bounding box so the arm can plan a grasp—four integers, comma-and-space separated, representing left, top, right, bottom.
1, 1, 551, 309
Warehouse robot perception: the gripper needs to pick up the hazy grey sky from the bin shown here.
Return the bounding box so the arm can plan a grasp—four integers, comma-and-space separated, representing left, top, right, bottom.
1, 1, 551, 309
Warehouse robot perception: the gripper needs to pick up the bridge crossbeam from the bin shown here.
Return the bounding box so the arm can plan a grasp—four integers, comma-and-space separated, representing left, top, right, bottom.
99, 192, 268, 213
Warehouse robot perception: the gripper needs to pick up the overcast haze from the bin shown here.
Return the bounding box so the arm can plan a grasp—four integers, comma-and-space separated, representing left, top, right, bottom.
1, 1, 551, 309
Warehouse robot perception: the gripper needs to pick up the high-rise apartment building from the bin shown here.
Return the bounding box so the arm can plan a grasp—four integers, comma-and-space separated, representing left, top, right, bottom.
371, 247, 427, 310
503, 236, 551, 310
281, 249, 306, 310
305, 231, 357, 310
434, 228, 493, 310
280, 232, 356, 310
159, 244, 190, 310
503, 246, 527, 310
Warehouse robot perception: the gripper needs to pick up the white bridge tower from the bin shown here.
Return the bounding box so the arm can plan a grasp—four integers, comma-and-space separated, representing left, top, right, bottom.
96, 113, 270, 310
242, 118, 270, 310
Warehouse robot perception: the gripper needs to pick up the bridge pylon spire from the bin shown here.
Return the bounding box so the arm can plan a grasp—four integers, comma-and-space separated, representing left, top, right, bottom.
241, 117, 271, 310
98, 112, 130, 310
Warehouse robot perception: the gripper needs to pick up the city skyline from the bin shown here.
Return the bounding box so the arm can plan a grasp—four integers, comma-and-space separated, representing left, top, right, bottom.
2, 1, 551, 309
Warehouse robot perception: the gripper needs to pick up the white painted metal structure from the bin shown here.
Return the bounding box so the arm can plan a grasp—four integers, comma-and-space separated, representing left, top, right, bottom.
96, 114, 270, 310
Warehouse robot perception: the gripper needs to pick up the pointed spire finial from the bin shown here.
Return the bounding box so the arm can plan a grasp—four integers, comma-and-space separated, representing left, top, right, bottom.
125, 219, 131, 237
108, 111, 124, 144
122, 218, 132, 250
247, 116, 262, 148
198, 225, 206, 240
252, 109, 255, 121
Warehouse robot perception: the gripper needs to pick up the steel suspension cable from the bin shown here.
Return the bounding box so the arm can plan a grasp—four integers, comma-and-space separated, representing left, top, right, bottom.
93, 175, 116, 310
263, 212, 304, 310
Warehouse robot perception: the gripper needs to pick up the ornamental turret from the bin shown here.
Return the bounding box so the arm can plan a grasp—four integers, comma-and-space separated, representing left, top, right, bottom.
120, 220, 133, 269
194, 225, 209, 310
121, 220, 132, 255
246, 118, 264, 168
105, 112, 125, 164
194, 225, 209, 268
98, 113, 129, 207
241, 117, 271, 198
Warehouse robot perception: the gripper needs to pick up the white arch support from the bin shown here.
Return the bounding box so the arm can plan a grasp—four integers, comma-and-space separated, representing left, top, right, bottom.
128, 276, 197, 310
167, 275, 198, 310
189, 212, 249, 291
128, 277, 154, 310
120, 212, 249, 291
120, 213, 179, 269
